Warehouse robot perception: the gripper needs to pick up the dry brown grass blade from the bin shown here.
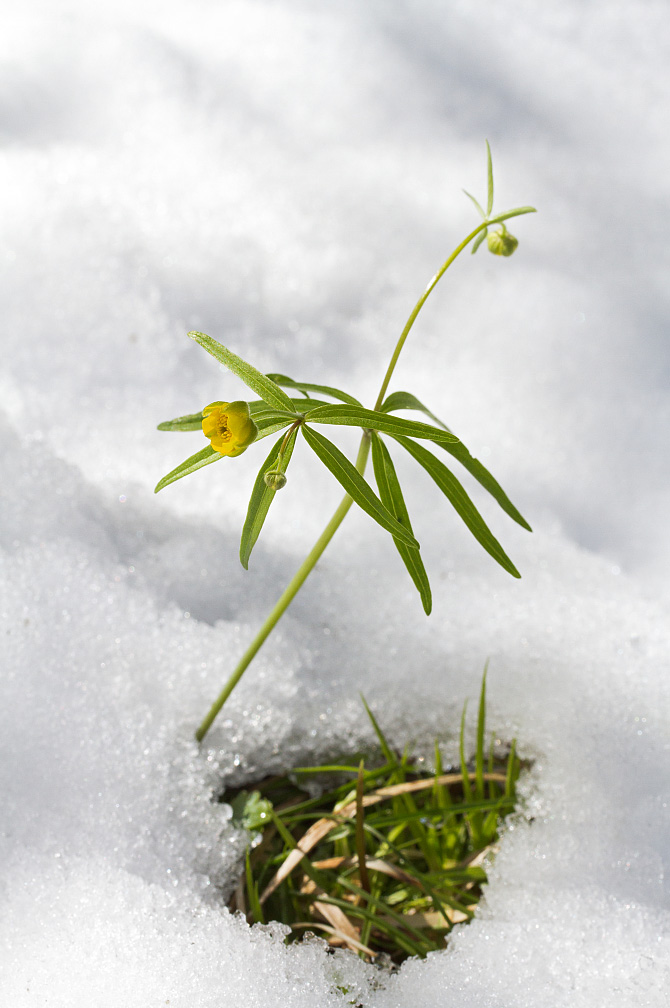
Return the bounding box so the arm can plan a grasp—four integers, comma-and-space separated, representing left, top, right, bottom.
291, 921, 377, 957
310, 854, 420, 889
395, 906, 472, 928
298, 877, 366, 954
259, 771, 506, 903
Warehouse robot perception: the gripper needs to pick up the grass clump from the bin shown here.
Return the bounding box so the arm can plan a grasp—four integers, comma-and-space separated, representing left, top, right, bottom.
224, 675, 523, 965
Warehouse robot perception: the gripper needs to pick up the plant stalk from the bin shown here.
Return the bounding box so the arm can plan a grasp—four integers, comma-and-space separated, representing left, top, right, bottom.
196, 221, 487, 741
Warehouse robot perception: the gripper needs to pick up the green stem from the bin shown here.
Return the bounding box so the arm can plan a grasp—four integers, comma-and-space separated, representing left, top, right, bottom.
195, 220, 488, 741
195, 435, 371, 741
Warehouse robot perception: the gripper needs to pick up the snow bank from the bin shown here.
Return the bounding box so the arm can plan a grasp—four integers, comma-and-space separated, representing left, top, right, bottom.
2, 2, 669, 1005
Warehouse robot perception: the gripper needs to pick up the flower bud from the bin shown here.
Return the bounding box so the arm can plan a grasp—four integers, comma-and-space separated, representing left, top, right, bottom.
487, 226, 518, 257
264, 469, 287, 491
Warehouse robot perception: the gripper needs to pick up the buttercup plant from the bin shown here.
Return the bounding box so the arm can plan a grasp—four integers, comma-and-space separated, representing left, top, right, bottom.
155, 143, 536, 742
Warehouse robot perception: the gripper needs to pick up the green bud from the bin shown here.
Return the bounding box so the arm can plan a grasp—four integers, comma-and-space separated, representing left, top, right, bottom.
264, 469, 287, 491
487, 225, 518, 257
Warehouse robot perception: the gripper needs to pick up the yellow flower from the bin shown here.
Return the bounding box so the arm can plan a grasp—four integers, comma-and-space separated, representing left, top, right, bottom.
202, 401, 258, 456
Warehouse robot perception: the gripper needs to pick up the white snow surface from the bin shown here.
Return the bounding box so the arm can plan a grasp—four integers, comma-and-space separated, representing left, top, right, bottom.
2, 1, 670, 1005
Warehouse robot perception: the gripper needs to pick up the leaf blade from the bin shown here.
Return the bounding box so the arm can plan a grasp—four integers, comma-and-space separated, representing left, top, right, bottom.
240, 428, 298, 569
303, 403, 459, 445
154, 445, 222, 493
300, 425, 419, 549
438, 440, 531, 531
390, 435, 521, 577
380, 391, 451, 432
266, 374, 362, 407
470, 228, 488, 255
463, 189, 485, 219
157, 411, 203, 432
486, 206, 537, 225
188, 332, 296, 411
370, 433, 432, 614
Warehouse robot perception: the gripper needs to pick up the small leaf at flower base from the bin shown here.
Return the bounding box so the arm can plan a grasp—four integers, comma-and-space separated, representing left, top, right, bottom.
470, 229, 488, 255
300, 425, 419, 550
240, 429, 298, 569
486, 206, 537, 225
157, 412, 204, 431
390, 435, 521, 577
154, 445, 222, 493
463, 189, 486, 219
188, 332, 296, 412
266, 374, 363, 407
303, 403, 459, 445
371, 433, 432, 614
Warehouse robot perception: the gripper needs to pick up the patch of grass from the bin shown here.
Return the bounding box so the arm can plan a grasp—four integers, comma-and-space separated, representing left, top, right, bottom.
224, 675, 524, 965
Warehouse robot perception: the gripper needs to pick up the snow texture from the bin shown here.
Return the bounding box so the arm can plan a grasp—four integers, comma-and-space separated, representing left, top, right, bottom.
2, 1, 670, 1005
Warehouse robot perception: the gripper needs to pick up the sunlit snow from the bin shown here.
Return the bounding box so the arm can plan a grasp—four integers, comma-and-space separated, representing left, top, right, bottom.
2, 2, 670, 1006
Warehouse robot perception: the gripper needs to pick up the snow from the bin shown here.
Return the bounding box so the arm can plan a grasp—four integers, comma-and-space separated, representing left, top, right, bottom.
2, 1, 670, 1005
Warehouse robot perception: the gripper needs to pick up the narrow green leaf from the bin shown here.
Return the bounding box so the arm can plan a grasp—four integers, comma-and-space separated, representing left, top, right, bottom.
303, 403, 459, 445
438, 439, 531, 531
246, 850, 265, 924
158, 399, 306, 434
188, 331, 295, 412
154, 445, 222, 493
505, 739, 518, 800
266, 374, 362, 407
360, 695, 396, 766
240, 429, 298, 569
370, 433, 432, 614
470, 228, 488, 255
300, 425, 419, 549
475, 664, 488, 800
380, 391, 451, 432
459, 702, 472, 803
485, 139, 494, 217
390, 435, 521, 577
486, 206, 537, 225
463, 189, 486, 218
248, 397, 330, 416
157, 411, 204, 432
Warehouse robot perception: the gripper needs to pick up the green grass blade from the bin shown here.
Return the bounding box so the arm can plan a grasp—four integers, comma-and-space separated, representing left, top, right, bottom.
360, 696, 396, 766
379, 391, 451, 432
355, 761, 371, 894
188, 331, 295, 411
459, 702, 473, 803
303, 404, 459, 445
157, 411, 203, 431
246, 849, 265, 924
240, 428, 298, 569
266, 374, 363, 407
391, 435, 521, 577
300, 425, 419, 549
370, 433, 432, 614
485, 139, 494, 217
475, 665, 488, 801
505, 739, 519, 800
154, 445, 221, 493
